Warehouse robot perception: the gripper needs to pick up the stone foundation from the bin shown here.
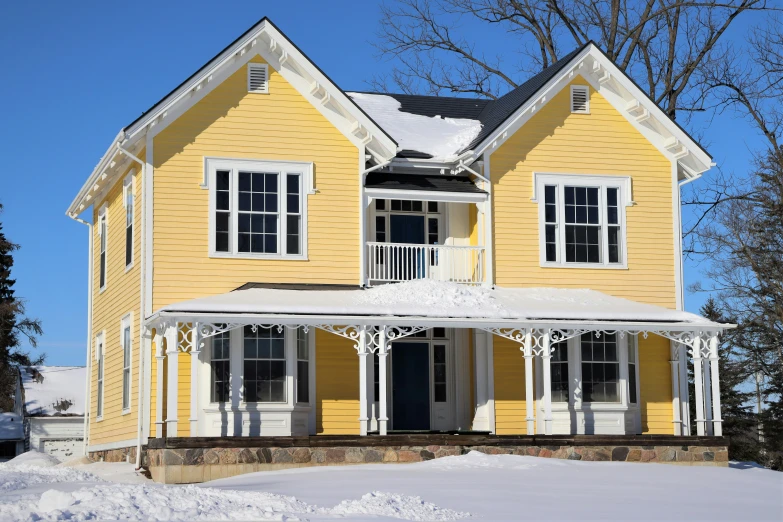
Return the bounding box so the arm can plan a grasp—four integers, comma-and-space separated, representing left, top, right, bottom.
143, 435, 728, 483
89, 445, 137, 463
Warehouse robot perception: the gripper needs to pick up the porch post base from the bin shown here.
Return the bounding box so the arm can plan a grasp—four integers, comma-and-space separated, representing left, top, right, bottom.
166, 420, 178, 436
378, 419, 388, 436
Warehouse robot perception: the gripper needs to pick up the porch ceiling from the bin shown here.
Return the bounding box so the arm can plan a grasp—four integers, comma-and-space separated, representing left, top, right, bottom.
151, 280, 726, 331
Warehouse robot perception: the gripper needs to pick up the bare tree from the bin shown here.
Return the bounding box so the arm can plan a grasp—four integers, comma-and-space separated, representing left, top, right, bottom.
374, 0, 775, 120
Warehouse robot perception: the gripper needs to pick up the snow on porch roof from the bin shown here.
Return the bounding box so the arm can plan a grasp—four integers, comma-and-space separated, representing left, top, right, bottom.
159, 280, 723, 328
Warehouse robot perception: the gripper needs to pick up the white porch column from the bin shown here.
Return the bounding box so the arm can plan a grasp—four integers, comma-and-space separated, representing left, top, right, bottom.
165, 322, 179, 437
679, 344, 691, 435
541, 332, 553, 435
377, 327, 389, 435
709, 335, 723, 436
703, 340, 714, 436
189, 324, 201, 437
154, 328, 164, 438
669, 342, 683, 436
472, 330, 491, 432
692, 335, 706, 436
523, 331, 535, 435
358, 326, 369, 436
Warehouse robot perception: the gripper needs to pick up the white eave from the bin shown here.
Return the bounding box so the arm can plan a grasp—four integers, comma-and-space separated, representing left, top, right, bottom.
67, 17, 398, 218
467, 44, 713, 181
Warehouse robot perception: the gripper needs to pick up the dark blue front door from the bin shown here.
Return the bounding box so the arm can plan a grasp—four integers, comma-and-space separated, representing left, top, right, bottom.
390, 214, 426, 280
392, 342, 430, 431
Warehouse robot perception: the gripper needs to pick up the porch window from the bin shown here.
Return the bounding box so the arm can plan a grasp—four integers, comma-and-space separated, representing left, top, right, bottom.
121, 316, 131, 412
628, 336, 638, 404
550, 339, 569, 402
580, 332, 620, 402
296, 327, 309, 404
123, 174, 134, 268
207, 159, 310, 259
535, 174, 630, 267
211, 331, 230, 403
433, 344, 447, 402
243, 326, 286, 403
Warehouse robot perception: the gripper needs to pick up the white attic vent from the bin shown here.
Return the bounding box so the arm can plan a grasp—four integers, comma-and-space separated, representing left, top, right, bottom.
570, 85, 589, 114
247, 63, 269, 94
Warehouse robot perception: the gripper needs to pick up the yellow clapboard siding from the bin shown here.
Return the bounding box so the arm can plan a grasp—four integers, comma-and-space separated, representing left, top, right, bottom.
177, 350, 191, 436
315, 329, 359, 434
493, 336, 529, 434
639, 334, 674, 434
89, 158, 143, 446
491, 76, 676, 307
152, 55, 360, 310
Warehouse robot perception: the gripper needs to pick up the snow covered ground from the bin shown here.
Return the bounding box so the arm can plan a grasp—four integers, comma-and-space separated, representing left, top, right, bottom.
0, 450, 780, 521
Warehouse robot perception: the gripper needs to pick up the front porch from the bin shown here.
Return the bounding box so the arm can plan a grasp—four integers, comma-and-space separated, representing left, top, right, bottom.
143, 433, 729, 483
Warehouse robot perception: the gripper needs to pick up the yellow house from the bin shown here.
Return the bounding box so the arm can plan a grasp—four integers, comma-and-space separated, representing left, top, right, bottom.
67, 17, 730, 482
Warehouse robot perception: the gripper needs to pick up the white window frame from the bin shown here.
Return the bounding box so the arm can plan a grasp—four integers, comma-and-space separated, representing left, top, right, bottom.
205, 158, 313, 260
533, 173, 632, 269
98, 204, 108, 291
123, 172, 135, 271
95, 331, 105, 421
120, 313, 133, 414
570, 85, 590, 114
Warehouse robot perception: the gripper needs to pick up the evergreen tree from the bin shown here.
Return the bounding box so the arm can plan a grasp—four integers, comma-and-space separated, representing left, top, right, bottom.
0, 203, 43, 412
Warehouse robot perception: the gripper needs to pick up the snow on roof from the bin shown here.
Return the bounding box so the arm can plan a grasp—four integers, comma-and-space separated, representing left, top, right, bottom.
348, 93, 482, 160
22, 366, 86, 417
161, 280, 720, 326
0, 412, 23, 440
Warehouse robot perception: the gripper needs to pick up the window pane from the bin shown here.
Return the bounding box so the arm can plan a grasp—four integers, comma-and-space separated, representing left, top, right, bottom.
376, 199, 386, 211
126, 226, 133, 266
297, 360, 309, 403
412, 201, 423, 212
287, 215, 301, 255
433, 345, 447, 403
428, 201, 438, 213
608, 226, 620, 263
433, 327, 446, 339
244, 326, 286, 402
211, 332, 230, 403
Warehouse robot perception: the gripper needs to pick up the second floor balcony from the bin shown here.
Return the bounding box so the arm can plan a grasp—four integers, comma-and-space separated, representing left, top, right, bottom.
364, 170, 488, 286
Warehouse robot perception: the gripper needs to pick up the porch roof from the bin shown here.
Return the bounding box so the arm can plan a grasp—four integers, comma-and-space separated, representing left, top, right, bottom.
154, 280, 726, 330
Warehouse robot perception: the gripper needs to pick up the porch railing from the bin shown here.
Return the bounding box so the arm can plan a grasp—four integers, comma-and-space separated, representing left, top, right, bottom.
366, 242, 485, 285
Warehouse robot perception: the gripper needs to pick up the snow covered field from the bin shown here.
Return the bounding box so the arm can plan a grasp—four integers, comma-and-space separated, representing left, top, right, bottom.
0, 450, 780, 521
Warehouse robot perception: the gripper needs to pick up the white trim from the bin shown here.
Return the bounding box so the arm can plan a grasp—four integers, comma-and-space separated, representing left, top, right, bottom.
120, 312, 133, 415
364, 188, 487, 204
672, 161, 684, 310
533, 173, 631, 269
481, 154, 493, 286
570, 85, 590, 114
472, 45, 712, 178
97, 204, 108, 292
359, 146, 368, 286
205, 157, 311, 260
144, 136, 153, 318
247, 63, 269, 94
86, 438, 138, 453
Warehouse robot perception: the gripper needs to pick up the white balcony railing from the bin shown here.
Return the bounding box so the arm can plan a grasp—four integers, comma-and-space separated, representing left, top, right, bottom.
366, 242, 485, 285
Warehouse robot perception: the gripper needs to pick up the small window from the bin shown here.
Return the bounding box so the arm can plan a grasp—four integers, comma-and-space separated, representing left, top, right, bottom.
96, 335, 104, 418
121, 318, 131, 411
247, 63, 269, 94
98, 208, 108, 289
209, 160, 309, 258
296, 327, 309, 404
581, 333, 620, 403
571, 85, 589, 114
211, 331, 230, 403
551, 339, 569, 402
123, 175, 134, 267
433, 344, 447, 402
628, 336, 638, 404
243, 326, 286, 402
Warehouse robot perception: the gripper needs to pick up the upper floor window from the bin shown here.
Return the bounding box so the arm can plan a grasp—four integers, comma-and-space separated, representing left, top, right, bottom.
123, 174, 134, 268
98, 206, 108, 290
207, 159, 311, 259
95, 333, 104, 419
121, 314, 132, 412
535, 174, 631, 268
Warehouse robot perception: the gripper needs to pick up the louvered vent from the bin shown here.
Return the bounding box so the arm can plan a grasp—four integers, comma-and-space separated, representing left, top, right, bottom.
571, 85, 589, 113
248, 63, 269, 94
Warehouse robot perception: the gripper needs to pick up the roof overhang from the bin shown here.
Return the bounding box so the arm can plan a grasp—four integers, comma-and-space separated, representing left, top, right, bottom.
67, 17, 399, 218
466, 44, 713, 181
365, 188, 487, 204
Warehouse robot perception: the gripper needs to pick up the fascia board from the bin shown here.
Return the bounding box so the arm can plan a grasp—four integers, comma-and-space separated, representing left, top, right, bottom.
66, 130, 124, 217
364, 187, 487, 203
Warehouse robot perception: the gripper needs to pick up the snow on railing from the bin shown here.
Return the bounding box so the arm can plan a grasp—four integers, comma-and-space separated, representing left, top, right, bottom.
366, 242, 485, 285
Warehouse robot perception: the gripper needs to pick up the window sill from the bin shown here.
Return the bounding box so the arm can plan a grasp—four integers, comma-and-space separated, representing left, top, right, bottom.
545, 403, 629, 412
204, 403, 296, 412
96, 416, 103, 422
208, 252, 309, 262
124, 262, 134, 273
539, 261, 628, 270
121, 408, 131, 416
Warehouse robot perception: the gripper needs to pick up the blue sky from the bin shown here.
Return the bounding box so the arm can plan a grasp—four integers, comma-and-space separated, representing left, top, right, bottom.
0, 1, 765, 366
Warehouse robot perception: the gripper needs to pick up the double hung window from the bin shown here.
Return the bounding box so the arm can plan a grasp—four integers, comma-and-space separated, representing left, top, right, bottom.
537, 175, 629, 267
123, 175, 134, 268
98, 208, 107, 289
96, 334, 104, 418
550, 339, 569, 402
209, 159, 309, 258
243, 326, 286, 403
121, 316, 132, 412
296, 327, 309, 404
580, 333, 620, 403
211, 331, 231, 403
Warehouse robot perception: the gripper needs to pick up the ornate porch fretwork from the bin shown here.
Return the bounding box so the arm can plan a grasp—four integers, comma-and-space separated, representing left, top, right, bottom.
480, 327, 528, 344
384, 326, 429, 349
313, 325, 371, 353
198, 323, 245, 341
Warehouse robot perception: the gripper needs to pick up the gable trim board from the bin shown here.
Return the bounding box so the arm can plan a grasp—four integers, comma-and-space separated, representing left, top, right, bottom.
471, 44, 712, 180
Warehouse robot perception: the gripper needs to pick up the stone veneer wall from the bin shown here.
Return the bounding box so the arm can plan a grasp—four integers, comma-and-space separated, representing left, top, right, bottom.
88, 446, 137, 463
143, 436, 729, 484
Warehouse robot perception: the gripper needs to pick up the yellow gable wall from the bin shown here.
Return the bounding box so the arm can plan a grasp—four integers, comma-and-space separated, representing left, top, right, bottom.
152, 55, 361, 311
89, 159, 143, 446
490, 76, 676, 308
